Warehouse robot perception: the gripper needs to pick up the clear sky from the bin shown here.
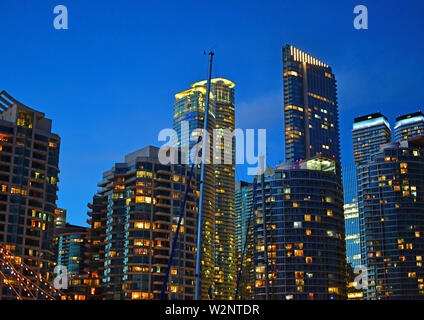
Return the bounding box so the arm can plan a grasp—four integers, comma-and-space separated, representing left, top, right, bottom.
0, 0, 423, 226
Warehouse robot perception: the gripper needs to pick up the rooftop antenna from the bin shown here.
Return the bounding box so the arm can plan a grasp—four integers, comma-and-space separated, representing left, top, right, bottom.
195, 51, 214, 300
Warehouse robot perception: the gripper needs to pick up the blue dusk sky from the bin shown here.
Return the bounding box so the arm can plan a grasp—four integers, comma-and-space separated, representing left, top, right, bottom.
0, 0, 423, 226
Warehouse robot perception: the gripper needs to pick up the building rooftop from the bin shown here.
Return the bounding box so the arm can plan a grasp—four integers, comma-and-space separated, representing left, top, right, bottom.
396, 111, 424, 122
353, 112, 390, 131
285, 44, 329, 68
354, 112, 388, 123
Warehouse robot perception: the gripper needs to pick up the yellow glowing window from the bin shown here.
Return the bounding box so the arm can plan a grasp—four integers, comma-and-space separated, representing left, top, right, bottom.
328, 287, 340, 294
136, 196, 152, 204
135, 222, 151, 229
137, 171, 153, 178
172, 225, 184, 233
294, 250, 303, 257
131, 292, 142, 300
135, 248, 149, 255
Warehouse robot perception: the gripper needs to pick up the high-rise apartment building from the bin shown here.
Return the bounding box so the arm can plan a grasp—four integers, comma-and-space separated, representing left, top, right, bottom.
275, 46, 346, 300
282, 45, 340, 162
357, 138, 424, 299
253, 156, 346, 300
352, 113, 391, 165
0, 91, 61, 300
394, 111, 424, 142
54, 223, 89, 300
173, 78, 236, 299
86, 146, 199, 300
235, 181, 254, 300
342, 164, 361, 268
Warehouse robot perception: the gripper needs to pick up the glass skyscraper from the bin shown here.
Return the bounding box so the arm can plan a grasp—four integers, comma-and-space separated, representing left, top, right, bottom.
235, 181, 254, 300
173, 78, 236, 299
395, 111, 424, 142
282, 45, 340, 162
342, 164, 361, 268
255, 45, 347, 300
253, 157, 346, 300
357, 138, 424, 299
352, 112, 391, 165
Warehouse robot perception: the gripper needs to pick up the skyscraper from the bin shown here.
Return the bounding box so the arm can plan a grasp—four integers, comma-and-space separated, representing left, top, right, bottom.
173, 78, 236, 299
86, 146, 199, 300
235, 181, 254, 300
266, 46, 346, 300
174, 81, 216, 299
394, 111, 424, 142
0, 91, 61, 300
253, 157, 346, 300
352, 112, 391, 165
342, 164, 361, 268
357, 138, 424, 299
282, 45, 340, 162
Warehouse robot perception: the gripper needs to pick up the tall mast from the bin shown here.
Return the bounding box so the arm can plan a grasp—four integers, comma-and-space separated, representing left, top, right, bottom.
195, 51, 214, 300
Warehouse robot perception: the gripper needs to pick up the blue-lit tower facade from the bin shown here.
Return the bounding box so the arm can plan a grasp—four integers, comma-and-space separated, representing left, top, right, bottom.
352, 113, 391, 165
235, 181, 254, 300
342, 165, 361, 268
395, 111, 424, 142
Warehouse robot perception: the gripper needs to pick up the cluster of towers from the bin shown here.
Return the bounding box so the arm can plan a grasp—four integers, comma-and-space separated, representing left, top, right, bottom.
1, 45, 424, 300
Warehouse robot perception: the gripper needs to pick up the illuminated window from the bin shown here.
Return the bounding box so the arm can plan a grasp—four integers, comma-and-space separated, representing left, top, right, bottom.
135, 222, 151, 229
136, 196, 152, 204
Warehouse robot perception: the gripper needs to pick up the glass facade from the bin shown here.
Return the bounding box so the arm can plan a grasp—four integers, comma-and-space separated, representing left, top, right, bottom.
352, 113, 391, 165
253, 157, 346, 300
173, 78, 236, 299
235, 181, 254, 300
0, 91, 61, 300
357, 139, 424, 299
342, 164, 361, 268
54, 224, 89, 300
395, 111, 424, 142
282, 45, 340, 162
